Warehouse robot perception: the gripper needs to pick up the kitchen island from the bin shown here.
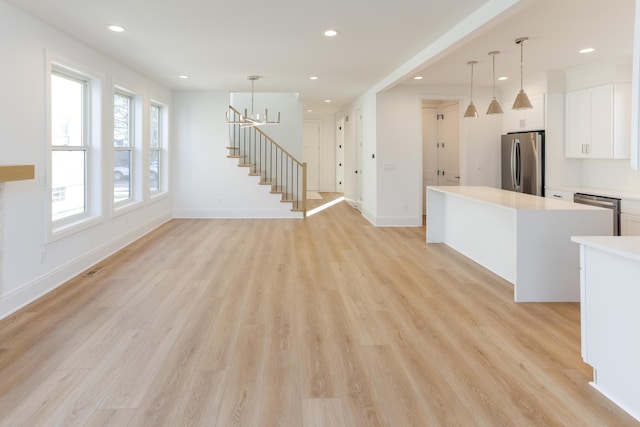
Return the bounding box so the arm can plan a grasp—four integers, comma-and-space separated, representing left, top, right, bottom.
426, 186, 611, 302
571, 236, 640, 422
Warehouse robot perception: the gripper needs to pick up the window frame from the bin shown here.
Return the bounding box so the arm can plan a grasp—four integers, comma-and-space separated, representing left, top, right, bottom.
113, 89, 134, 205
47, 58, 104, 242
51, 70, 89, 222
111, 84, 144, 216
149, 101, 164, 195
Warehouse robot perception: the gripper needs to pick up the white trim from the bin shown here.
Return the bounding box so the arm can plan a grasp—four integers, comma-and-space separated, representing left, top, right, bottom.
173, 208, 303, 219
47, 52, 107, 243
374, 215, 422, 227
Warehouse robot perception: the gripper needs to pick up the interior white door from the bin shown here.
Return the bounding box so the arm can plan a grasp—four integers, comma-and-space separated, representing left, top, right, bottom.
441, 102, 460, 186
303, 121, 321, 191
336, 119, 345, 193
422, 106, 438, 214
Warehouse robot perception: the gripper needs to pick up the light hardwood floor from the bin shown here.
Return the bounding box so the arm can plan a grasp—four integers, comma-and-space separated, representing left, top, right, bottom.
1, 200, 638, 426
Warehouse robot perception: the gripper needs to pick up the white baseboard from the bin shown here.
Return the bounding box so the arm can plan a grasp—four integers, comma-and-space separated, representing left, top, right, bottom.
173, 208, 304, 219
374, 215, 422, 227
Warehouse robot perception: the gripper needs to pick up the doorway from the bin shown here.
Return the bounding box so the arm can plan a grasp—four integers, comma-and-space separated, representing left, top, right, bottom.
336, 119, 345, 193
422, 100, 460, 214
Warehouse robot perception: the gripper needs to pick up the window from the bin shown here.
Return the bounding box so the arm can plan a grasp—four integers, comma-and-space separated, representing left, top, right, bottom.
114, 91, 133, 203
51, 72, 88, 222
149, 103, 162, 193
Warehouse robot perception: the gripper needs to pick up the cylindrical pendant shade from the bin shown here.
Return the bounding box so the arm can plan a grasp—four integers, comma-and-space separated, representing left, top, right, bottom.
486, 98, 504, 115
464, 102, 478, 118
512, 89, 533, 110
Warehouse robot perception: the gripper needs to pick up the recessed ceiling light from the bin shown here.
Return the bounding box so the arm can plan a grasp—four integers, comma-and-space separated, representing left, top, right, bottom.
414, 76, 424, 80
178, 75, 189, 79
309, 76, 319, 80
324, 99, 332, 103
323, 29, 338, 37
307, 109, 313, 113
498, 76, 508, 81
579, 47, 595, 54
107, 24, 125, 32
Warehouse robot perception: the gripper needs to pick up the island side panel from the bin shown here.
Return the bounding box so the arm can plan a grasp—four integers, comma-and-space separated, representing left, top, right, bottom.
426, 187, 445, 243
514, 208, 611, 302
432, 190, 517, 284
581, 245, 640, 422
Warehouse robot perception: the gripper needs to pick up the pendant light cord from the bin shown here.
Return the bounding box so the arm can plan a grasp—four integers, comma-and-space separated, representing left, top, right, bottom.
492, 53, 497, 97
251, 78, 255, 116
520, 41, 524, 91
516, 37, 528, 92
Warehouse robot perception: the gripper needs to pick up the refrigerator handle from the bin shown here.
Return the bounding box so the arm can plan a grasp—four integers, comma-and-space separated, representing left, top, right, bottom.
515, 139, 521, 188
510, 139, 517, 189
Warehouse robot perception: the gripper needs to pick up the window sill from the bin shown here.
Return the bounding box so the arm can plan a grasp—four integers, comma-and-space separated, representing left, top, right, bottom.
48, 214, 104, 243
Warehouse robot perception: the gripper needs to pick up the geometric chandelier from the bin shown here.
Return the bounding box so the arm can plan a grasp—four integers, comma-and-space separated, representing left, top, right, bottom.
226, 75, 281, 127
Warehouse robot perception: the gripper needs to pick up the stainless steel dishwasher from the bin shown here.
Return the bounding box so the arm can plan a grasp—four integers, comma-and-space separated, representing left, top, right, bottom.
573, 192, 621, 236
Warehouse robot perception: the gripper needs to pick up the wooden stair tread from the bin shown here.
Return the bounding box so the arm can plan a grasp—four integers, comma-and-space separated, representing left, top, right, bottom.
227, 133, 306, 216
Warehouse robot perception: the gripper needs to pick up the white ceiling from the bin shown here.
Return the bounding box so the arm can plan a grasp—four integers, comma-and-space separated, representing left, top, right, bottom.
6, 0, 636, 116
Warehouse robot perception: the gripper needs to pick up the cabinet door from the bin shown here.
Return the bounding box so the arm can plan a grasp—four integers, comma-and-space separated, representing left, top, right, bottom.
621, 213, 640, 235
565, 89, 591, 158
545, 188, 574, 201
613, 82, 631, 159
589, 84, 614, 158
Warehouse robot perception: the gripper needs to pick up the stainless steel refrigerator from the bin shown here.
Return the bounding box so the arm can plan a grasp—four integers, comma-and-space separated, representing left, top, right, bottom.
501, 131, 544, 196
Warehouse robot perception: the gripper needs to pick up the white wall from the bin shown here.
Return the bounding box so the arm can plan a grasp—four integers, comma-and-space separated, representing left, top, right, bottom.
0, 1, 173, 319
172, 91, 301, 218
373, 84, 502, 226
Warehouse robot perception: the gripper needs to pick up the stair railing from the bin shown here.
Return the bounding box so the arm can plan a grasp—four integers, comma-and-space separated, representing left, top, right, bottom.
228, 106, 307, 216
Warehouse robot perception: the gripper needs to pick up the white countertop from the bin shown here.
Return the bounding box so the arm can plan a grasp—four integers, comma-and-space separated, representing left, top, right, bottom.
428, 186, 607, 211
571, 236, 640, 262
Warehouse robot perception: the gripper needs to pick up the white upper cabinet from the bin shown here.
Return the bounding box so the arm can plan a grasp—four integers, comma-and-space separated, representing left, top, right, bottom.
565, 83, 631, 159
503, 94, 545, 133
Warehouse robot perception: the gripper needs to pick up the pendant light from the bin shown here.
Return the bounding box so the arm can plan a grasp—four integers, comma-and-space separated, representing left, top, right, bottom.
486, 51, 504, 114
226, 75, 281, 127
464, 61, 479, 118
512, 37, 533, 110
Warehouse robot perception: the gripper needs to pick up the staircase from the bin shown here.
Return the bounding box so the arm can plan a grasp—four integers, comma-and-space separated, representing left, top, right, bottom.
227, 106, 307, 217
